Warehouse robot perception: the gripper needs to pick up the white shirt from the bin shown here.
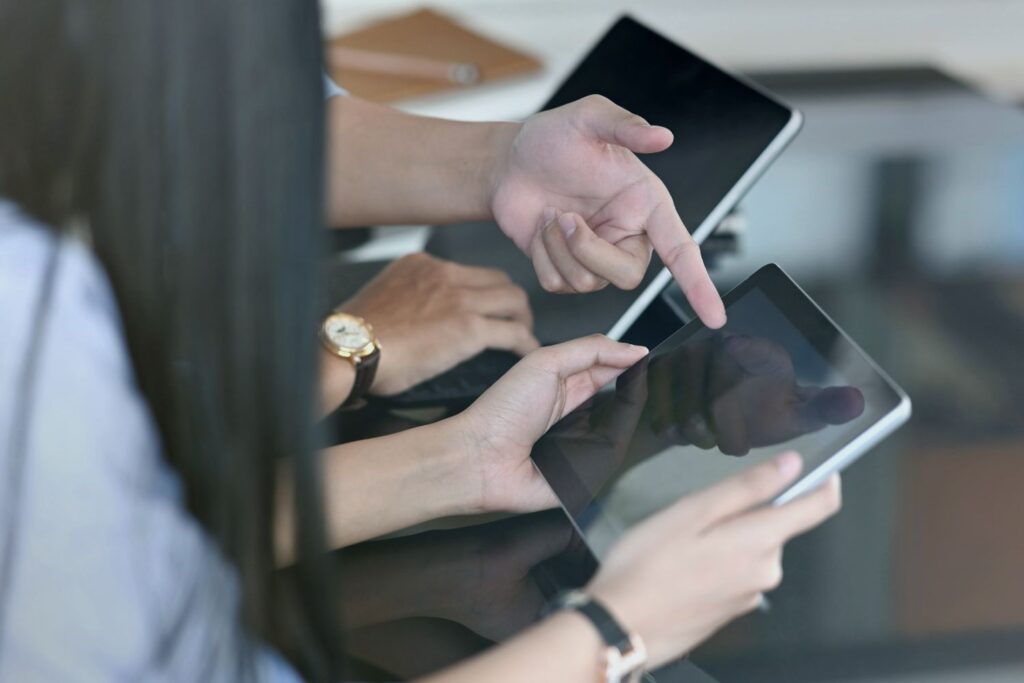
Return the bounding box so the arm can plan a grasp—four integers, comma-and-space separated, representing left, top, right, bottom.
0, 77, 348, 683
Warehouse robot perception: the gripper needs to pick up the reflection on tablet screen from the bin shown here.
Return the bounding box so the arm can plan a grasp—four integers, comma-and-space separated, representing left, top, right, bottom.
531, 267, 905, 558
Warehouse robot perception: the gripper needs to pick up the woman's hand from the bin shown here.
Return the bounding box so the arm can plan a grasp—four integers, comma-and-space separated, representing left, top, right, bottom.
454, 335, 649, 514
304, 335, 645, 553
587, 452, 842, 669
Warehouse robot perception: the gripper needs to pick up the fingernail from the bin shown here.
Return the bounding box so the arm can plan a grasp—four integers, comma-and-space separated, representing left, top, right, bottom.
776, 452, 802, 479
710, 307, 728, 329
541, 206, 557, 226
558, 212, 577, 237
631, 344, 649, 354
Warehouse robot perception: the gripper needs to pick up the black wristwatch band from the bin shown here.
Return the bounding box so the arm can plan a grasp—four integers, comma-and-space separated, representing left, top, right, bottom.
551, 590, 647, 683
552, 589, 630, 655
342, 350, 379, 409
574, 595, 633, 653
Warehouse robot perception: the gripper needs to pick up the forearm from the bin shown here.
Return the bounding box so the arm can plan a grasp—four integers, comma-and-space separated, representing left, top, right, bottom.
325, 95, 519, 227
418, 611, 604, 683
322, 418, 479, 546
277, 416, 481, 562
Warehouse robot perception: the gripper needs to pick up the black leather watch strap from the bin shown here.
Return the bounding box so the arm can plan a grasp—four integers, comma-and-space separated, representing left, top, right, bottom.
342, 349, 379, 409
554, 591, 632, 652
574, 595, 633, 653
552, 590, 646, 682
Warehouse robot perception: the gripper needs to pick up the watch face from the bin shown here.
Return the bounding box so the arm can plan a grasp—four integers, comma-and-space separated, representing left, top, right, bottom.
322, 313, 374, 354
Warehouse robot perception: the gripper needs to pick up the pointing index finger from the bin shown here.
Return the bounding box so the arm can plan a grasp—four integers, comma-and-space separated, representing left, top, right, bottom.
647, 200, 726, 328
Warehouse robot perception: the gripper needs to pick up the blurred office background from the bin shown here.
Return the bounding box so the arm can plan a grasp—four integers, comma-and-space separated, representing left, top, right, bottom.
322, 0, 1024, 112
320, 3, 1024, 682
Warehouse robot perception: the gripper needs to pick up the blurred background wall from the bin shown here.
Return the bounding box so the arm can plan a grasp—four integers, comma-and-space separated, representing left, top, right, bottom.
322, 0, 1024, 112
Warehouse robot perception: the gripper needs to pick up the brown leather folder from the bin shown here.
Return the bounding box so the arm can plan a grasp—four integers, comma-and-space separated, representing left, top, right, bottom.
327, 7, 542, 103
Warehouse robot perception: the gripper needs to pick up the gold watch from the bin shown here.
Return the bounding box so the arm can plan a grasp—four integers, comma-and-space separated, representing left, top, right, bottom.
319, 311, 381, 409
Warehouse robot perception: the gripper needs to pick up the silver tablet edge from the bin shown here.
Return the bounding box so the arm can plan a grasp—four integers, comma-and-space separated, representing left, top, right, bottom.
772, 396, 912, 506
770, 263, 913, 505
607, 108, 804, 341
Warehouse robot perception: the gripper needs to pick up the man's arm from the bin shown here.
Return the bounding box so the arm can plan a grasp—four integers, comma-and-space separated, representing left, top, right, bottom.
325, 95, 517, 228
324, 94, 726, 328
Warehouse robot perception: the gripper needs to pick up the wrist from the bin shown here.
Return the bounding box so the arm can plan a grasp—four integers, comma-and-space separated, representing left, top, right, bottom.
545, 609, 608, 676
319, 348, 356, 415
419, 416, 488, 517
483, 121, 522, 219
437, 411, 499, 515
549, 593, 648, 683
318, 308, 383, 412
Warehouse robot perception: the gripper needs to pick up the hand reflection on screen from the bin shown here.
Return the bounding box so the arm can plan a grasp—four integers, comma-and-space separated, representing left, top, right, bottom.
647, 334, 865, 456
335, 511, 575, 642
538, 333, 865, 516
328, 512, 583, 679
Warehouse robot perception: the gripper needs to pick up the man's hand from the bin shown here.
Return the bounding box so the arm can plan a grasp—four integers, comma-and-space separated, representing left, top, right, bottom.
647, 334, 866, 455
490, 94, 726, 328
321, 253, 538, 412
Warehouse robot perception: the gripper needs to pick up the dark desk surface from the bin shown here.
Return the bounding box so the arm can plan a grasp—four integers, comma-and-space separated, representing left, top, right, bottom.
330, 69, 1024, 682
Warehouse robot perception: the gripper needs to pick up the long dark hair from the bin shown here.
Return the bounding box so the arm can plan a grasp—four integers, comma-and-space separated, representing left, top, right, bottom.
0, 0, 342, 679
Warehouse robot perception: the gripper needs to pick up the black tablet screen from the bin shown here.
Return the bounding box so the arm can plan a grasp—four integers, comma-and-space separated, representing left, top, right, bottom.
530, 265, 907, 557
545, 16, 795, 233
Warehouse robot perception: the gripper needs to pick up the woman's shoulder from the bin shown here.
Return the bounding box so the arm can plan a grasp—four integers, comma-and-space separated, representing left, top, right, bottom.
0, 200, 130, 387
0, 200, 152, 482
0, 201, 175, 677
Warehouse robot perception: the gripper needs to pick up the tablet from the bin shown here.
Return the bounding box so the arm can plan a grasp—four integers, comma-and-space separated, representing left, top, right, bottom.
543, 16, 803, 340
530, 264, 911, 558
